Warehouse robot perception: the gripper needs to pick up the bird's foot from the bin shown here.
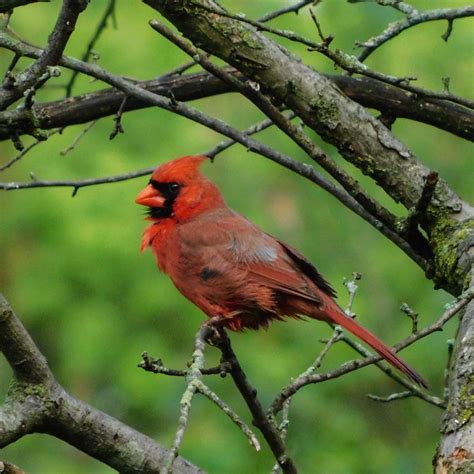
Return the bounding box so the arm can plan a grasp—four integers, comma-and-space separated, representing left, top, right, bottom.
202, 316, 227, 345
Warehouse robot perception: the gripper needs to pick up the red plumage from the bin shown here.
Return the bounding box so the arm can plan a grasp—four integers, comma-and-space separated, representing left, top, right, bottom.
136, 155, 427, 387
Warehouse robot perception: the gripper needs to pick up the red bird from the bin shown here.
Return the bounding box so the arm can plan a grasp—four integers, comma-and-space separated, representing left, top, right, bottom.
136, 155, 426, 387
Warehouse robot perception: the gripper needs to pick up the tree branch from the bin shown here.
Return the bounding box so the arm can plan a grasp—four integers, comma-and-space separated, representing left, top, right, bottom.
356, 5, 474, 61
191, 2, 474, 110
0, 0, 48, 13
436, 271, 474, 472
0, 0, 88, 110
0, 294, 203, 473
268, 289, 473, 416
65, 0, 116, 97
213, 330, 298, 474
0, 37, 471, 141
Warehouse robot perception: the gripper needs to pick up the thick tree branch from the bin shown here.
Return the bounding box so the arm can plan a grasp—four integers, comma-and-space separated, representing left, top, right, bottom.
191, 2, 474, 110
0, 34, 472, 141
0, 295, 202, 473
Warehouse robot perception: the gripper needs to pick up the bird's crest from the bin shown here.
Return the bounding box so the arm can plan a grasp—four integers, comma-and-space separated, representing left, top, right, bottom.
151, 155, 208, 183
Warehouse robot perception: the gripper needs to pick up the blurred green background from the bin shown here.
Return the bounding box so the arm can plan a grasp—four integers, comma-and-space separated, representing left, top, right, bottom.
0, 1, 472, 472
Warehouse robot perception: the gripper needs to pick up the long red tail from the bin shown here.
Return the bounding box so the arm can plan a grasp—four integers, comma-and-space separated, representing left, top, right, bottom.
323, 306, 428, 388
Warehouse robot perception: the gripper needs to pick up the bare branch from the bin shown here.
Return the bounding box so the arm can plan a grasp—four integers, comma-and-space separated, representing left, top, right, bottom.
259, 0, 316, 23
195, 380, 260, 452
356, 5, 474, 61
190, 2, 474, 109
139, 351, 230, 377
158, 325, 259, 473
268, 289, 474, 416
65, 0, 116, 97
0, 294, 203, 473
0, 129, 60, 172
0, 0, 88, 110
163, 326, 208, 472
60, 120, 97, 156
213, 330, 298, 474
399, 302, 419, 334
367, 390, 414, 403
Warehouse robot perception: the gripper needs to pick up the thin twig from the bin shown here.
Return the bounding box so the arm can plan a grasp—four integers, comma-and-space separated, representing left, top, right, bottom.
163, 326, 209, 473
204, 115, 293, 159
195, 3, 474, 109
339, 333, 446, 409
259, 0, 316, 23
0, 129, 60, 172
355, 5, 474, 61
60, 120, 97, 155
194, 380, 260, 451
65, 0, 116, 97
367, 391, 414, 403
443, 339, 455, 401
214, 330, 298, 474
399, 302, 419, 334
139, 351, 230, 377
109, 95, 127, 140
343, 272, 362, 317
268, 289, 473, 415
401, 170, 439, 235
271, 398, 292, 474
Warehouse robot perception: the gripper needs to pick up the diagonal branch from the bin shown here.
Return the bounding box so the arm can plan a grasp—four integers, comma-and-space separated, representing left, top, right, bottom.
213, 330, 298, 474
190, 2, 474, 110
65, 0, 116, 97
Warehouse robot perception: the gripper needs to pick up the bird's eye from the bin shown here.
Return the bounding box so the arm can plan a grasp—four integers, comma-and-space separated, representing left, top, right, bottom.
168, 182, 181, 194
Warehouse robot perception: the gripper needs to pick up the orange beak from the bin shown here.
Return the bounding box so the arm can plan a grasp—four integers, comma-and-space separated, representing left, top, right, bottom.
135, 184, 166, 208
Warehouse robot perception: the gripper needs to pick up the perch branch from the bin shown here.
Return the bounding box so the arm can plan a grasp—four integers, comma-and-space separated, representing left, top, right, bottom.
213, 330, 298, 474
160, 326, 259, 473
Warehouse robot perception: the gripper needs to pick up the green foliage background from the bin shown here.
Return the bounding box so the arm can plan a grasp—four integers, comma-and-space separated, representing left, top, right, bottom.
0, 1, 472, 472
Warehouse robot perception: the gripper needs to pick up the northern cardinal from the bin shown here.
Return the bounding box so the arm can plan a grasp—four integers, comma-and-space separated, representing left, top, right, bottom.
136, 155, 426, 387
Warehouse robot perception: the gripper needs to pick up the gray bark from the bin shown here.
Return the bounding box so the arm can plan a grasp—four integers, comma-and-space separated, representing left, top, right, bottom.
435, 269, 474, 473
0, 295, 203, 474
